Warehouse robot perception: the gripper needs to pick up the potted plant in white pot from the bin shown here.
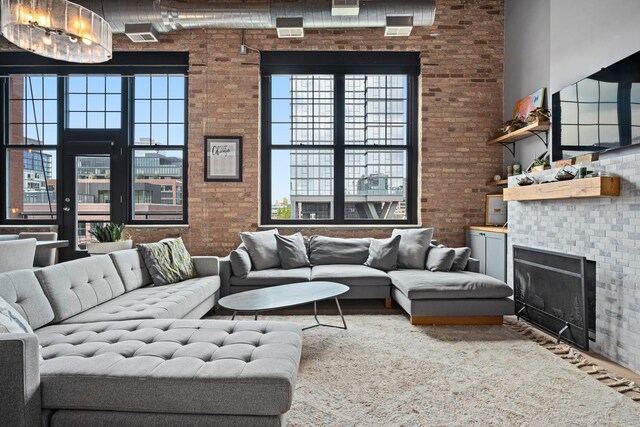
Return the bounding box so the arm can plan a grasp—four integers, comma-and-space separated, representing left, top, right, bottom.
86, 223, 133, 255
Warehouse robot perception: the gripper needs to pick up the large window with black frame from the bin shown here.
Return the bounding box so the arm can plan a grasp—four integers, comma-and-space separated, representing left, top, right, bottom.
1, 67, 187, 226
262, 53, 418, 225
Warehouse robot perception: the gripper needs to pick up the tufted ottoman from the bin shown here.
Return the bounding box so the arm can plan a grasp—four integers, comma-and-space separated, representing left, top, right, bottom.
36, 318, 302, 426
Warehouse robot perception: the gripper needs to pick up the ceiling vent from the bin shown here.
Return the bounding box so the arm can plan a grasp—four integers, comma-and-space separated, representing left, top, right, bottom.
276, 17, 304, 38
124, 23, 159, 42
384, 16, 413, 36
331, 0, 360, 16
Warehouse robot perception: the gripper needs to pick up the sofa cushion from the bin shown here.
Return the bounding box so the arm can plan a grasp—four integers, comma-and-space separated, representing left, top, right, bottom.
308, 236, 370, 266
388, 270, 514, 300
365, 235, 401, 271
276, 233, 310, 269
230, 246, 252, 278
425, 246, 456, 272
138, 238, 197, 286
37, 319, 302, 416
230, 268, 311, 287
451, 247, 472, 271
392, 228, 433, 269
311, 264, 390, 287
35, 255, 126, 323
0, 269, 54, 329
58, 276, 220, 324
109, 249, 153, 291
240, 229, 280, 270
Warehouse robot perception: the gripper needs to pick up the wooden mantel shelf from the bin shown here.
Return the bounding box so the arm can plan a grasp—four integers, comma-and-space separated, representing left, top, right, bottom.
486, 119, 550, 145
503, 176, 620, 201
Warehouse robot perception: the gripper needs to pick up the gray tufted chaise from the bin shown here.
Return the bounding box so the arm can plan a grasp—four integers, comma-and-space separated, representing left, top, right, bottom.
0, 249, 303, 426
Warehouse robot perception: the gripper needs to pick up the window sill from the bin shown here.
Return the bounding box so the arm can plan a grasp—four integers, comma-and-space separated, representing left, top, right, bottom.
258, 223, 421, 229
127, 224, 190, 228
0, 224, 58, 229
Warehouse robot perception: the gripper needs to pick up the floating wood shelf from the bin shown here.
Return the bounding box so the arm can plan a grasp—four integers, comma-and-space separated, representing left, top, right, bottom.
486, 119, 550, 146
486, 179, 508, 186
503, 176, 620, 201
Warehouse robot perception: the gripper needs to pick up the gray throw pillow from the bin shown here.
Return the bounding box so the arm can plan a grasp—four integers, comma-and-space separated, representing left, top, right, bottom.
451, 247, 472, 271
230, 246, 252, 278
240, 229, 280, 270
276, 233, 310, 269
425, 246, 456, 272
392, 228, 434, 269
365, 235, 401, 271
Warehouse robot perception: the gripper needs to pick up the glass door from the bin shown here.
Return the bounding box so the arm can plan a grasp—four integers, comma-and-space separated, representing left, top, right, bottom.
60, 141, 123, 259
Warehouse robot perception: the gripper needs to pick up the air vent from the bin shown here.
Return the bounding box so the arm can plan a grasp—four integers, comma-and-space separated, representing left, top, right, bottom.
332, 0, 360, 16
384, 16, 413, 36
276, 17, 304, 38
124, 23, 159, 43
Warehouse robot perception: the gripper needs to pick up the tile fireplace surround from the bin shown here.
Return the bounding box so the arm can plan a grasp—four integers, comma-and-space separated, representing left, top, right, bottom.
507, 149, 640, 373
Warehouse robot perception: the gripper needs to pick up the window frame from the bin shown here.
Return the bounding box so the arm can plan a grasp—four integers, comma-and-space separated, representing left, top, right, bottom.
0, 52, 189, 226
260, 52, 420, 225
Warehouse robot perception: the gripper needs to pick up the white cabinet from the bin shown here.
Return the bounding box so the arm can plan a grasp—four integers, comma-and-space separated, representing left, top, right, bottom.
466, 228, 507, 283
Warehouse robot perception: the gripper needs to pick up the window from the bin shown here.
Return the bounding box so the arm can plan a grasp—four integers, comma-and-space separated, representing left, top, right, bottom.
67, 75, 122, 129
261, 52, 418, 224
1, 55, 188, 226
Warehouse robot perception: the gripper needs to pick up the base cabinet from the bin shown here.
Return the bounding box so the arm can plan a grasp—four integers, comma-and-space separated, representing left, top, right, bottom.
466, 229, 507, 283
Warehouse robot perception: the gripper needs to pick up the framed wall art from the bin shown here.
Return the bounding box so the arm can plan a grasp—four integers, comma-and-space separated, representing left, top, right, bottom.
204, 136, 242, 182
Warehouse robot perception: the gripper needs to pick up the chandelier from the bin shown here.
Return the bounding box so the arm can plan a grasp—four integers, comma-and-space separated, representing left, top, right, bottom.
0, 0, 112, 63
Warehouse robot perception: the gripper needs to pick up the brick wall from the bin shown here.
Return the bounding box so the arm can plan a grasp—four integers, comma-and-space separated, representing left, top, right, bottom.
0, 0, 505, 256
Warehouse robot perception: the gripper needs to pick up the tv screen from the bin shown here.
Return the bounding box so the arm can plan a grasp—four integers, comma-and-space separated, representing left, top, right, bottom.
552, 50, 640, 161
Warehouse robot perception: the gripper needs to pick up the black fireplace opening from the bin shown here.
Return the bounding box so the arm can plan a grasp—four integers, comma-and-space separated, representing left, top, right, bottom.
513, 245, 596, 350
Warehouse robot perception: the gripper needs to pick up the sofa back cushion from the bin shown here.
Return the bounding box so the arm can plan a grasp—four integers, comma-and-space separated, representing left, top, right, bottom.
109, 249, 153, 291
309, 236, 370, 266
0, 270, 54, 329
392, 228, 433, 269
230, 245, 252, 278
240, 229, 281, 270
35, 255, 125, 323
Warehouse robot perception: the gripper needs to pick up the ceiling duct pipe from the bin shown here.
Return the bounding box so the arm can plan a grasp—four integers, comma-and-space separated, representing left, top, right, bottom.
74, 0, 435, 33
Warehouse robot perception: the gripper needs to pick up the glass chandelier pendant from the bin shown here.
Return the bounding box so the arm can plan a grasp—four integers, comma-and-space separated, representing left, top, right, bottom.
0, 0, 113, 63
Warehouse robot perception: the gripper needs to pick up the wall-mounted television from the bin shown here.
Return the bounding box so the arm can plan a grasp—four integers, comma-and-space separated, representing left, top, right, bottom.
552, 50, 640, 161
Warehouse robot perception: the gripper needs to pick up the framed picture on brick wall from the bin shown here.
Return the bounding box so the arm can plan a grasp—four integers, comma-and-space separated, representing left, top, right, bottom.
204, 136, 242, 182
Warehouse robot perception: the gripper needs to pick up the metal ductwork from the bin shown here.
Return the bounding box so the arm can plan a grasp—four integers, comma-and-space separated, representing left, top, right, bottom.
74, 0, 436, 34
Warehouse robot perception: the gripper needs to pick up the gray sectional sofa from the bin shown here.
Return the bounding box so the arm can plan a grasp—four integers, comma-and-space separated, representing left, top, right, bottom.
220, 234, 514, 325
0, 249, 303, 426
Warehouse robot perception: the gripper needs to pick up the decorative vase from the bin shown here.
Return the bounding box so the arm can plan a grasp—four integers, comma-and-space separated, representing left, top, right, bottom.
86, 240, 133, 255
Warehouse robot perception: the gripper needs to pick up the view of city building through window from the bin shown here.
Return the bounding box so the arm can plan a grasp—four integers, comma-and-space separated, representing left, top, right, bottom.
270, 74, 409, 221
4, 74, 186, 235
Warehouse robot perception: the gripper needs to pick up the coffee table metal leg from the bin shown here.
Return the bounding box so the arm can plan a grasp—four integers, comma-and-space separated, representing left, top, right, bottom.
302, 298, 348, 330
255, 312, 258, 321
231, 311, 237, 320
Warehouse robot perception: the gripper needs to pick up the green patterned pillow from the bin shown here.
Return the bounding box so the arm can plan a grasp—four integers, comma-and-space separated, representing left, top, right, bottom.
138, 237, 197, 286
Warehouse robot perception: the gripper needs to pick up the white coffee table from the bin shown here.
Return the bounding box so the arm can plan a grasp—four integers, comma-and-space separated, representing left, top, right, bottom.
218, 281, 349, 330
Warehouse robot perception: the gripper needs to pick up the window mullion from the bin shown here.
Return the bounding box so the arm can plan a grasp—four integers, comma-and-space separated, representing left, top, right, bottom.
334, 74, 345, 223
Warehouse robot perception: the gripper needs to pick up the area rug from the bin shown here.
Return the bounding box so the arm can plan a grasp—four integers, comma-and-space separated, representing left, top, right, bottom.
228, 314, 640, 426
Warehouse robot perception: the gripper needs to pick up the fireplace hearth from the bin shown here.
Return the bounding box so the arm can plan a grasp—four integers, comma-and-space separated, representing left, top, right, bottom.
513, 245, 596, 350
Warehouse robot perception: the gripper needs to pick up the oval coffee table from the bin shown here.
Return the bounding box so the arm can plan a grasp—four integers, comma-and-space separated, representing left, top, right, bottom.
218, 281, 349, 330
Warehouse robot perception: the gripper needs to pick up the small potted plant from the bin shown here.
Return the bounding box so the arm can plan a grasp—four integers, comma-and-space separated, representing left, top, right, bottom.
86, 223, 133, 255
529, 158, 551, 173
525, 107, 551, 124
500, 118, 525, 134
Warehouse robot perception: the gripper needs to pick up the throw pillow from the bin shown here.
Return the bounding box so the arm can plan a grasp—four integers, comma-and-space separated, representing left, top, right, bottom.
240, 229, 280, 270
425, 246, 456, 272
391, 228, 434, 269
230, 246, 252, 278
451, 247, 472, 271
0, 296, 33, 334
275, 233, 310, 269
138, 237, 197, 286
365, 235, 401, 271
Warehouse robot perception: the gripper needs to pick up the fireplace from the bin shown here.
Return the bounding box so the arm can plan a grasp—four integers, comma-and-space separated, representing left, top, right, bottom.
513, 245, 596, 350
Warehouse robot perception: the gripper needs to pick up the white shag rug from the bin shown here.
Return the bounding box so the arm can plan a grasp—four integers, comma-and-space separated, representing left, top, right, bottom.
224, 314, 640, 426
